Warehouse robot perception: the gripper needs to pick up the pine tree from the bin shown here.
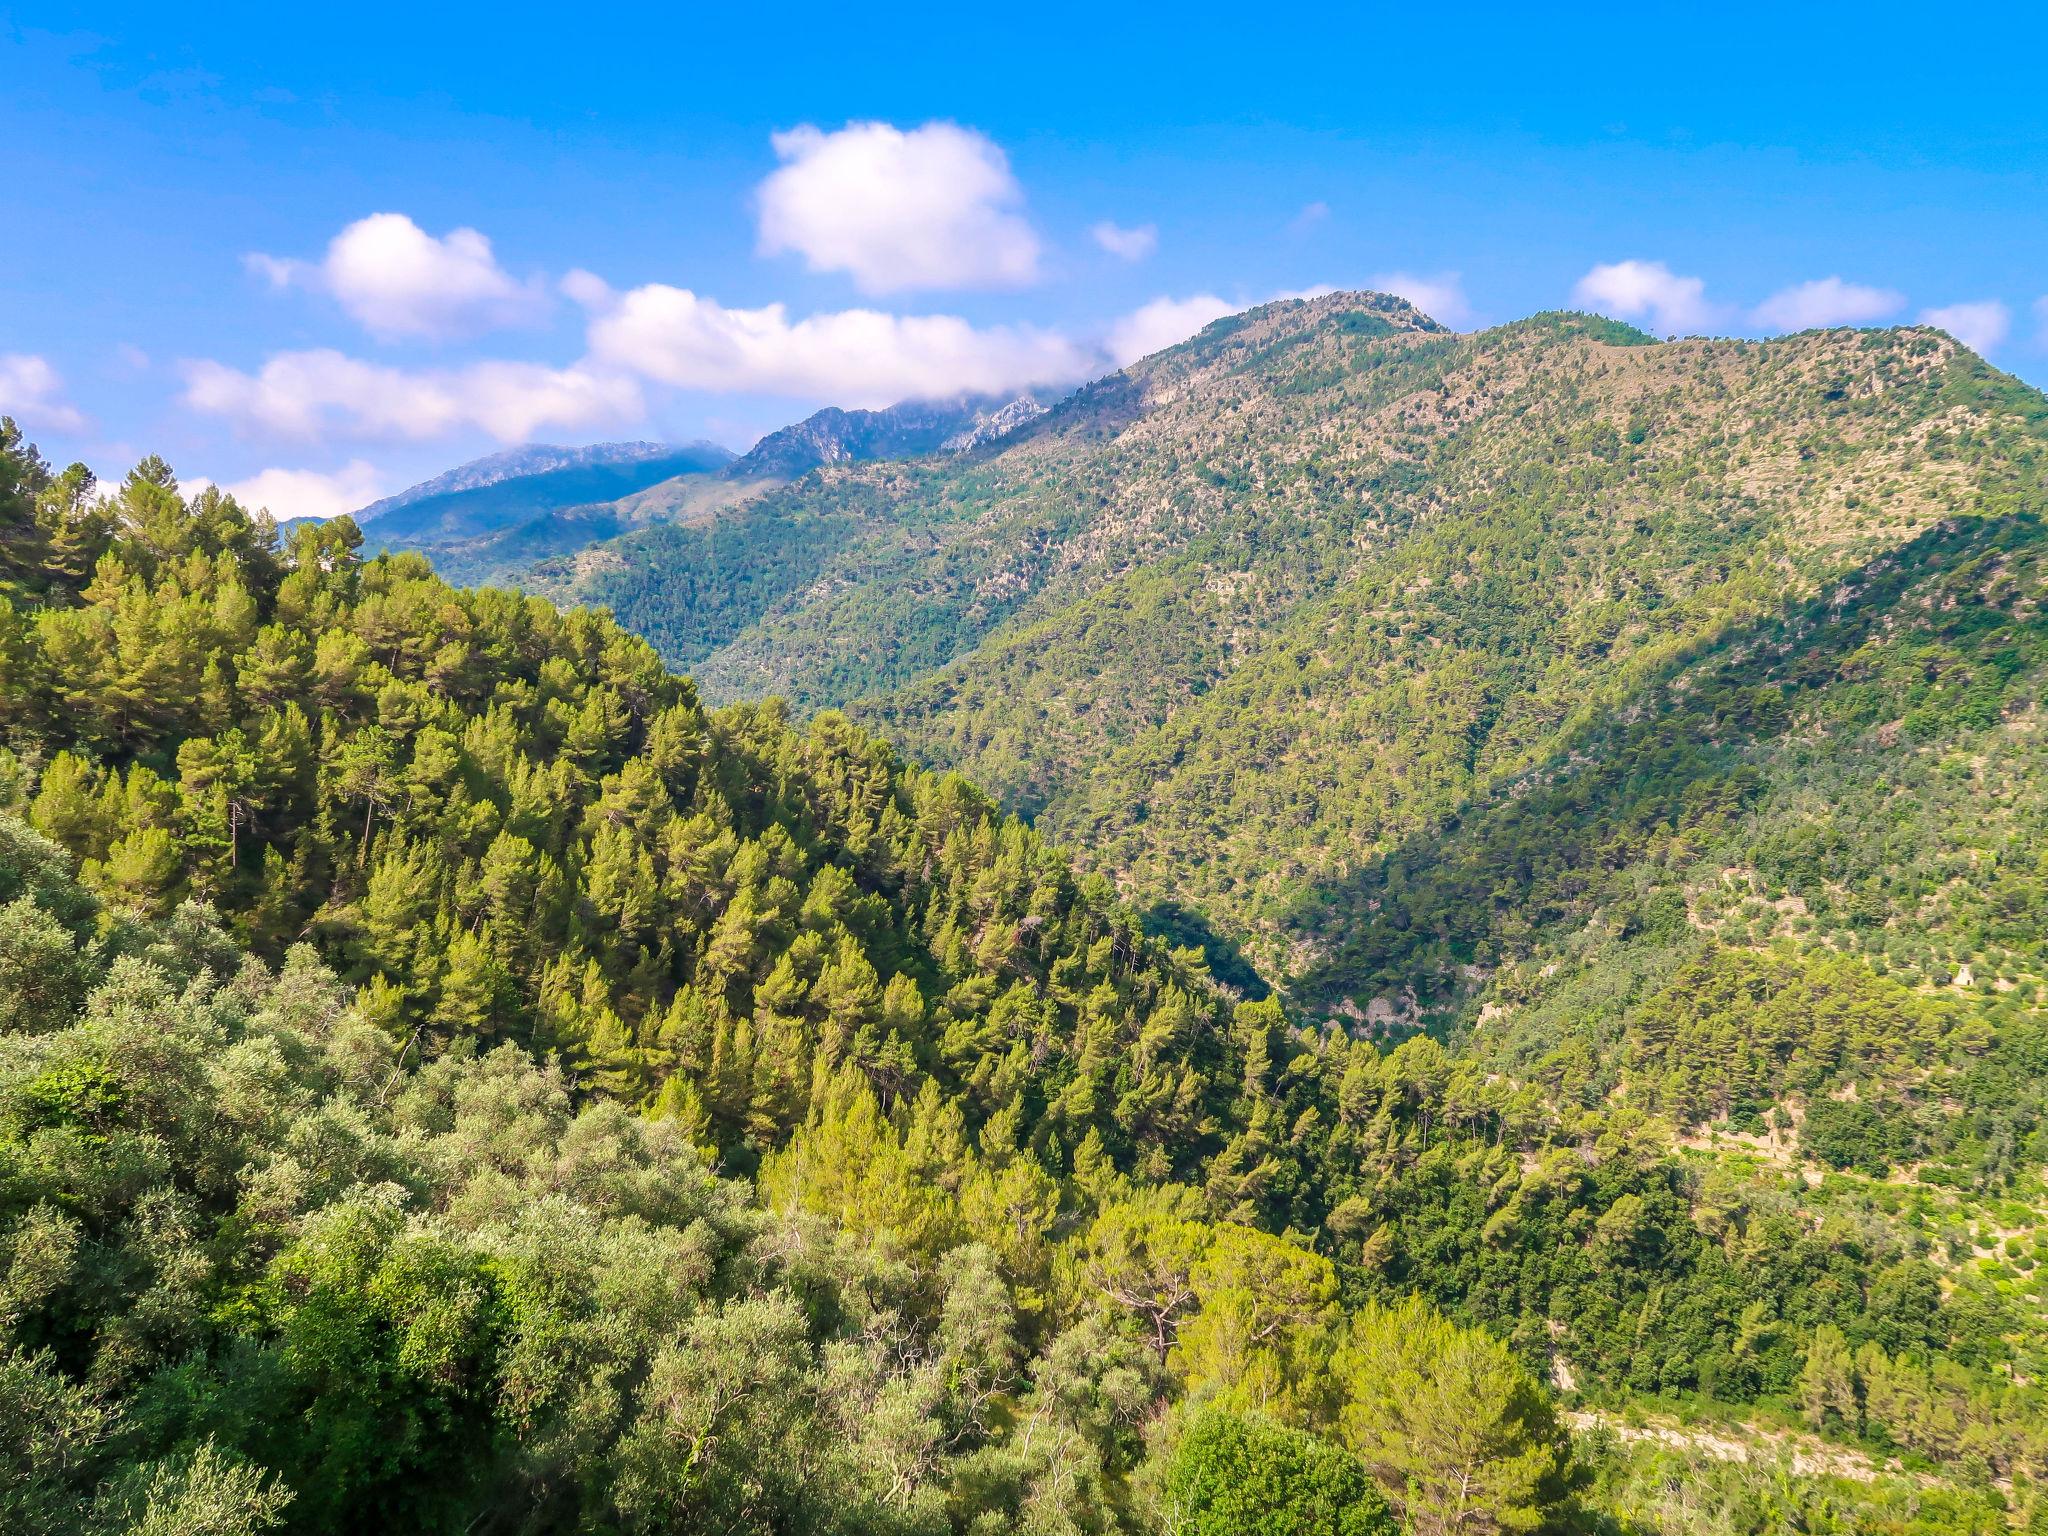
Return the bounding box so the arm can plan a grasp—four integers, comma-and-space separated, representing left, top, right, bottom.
1336, 1295, 1577, 1536
1798, 1324, 1862, 1433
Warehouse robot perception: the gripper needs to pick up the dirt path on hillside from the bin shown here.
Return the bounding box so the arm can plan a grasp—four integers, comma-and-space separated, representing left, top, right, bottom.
1565, 1410, 1929, 1486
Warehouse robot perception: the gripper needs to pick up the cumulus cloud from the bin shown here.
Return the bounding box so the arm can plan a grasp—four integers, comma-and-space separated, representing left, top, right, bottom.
222, 459, 385, 522
190, 275, 1259, 443
1370, 271, 1474, 329
578, 284, 1094, 407
756, 121, 1042, 294
0, 354, 88, 434
1092, 221, 1158, 262
248, 213, 547, 342
181, 349, 641, 443
1752, 277, 1904, 332
1572, 259, 1718, 335
1104, 294, 1238, 367
570, 273, 1270, 403
1920, 300, 2011, 354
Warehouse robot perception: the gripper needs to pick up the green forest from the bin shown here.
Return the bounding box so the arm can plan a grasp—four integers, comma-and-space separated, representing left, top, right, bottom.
511, 296, 2047, 1038
3, 358, 2046, 1536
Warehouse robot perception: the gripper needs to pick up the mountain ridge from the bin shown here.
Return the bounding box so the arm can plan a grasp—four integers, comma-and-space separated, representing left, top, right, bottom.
352, 438, 727, 523
502, 291, 2047, 1021
368, 391, 1055, 588
724, 390, 1049, 481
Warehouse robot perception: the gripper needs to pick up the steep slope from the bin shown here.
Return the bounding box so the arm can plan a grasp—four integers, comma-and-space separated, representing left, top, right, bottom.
527, 293, 2047, 1017
5, 433, 2046, 1533
1306, 507, 2048, 1044
1020, 333, 2048, 1011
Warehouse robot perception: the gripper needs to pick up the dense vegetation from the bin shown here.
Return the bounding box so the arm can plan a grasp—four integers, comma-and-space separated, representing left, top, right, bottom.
6, 347, 2047, 1536
0, 425, 1583, 1534
508, 295, 2048, 1033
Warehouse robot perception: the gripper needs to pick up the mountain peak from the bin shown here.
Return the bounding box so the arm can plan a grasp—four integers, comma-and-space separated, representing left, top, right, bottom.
727, 392, 1049, 480
1116, 289, 1455, 387
1281, 287, 1452, 330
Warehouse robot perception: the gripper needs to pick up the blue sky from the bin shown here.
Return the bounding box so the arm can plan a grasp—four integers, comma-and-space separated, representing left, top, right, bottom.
4, 1, 2045, 519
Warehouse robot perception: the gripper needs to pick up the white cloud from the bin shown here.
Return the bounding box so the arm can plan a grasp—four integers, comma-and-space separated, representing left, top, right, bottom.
1572, 259, 1718, 335
0, 354, 88, 434
221, 459, 385, 522
572, 274, 1271, 403
1920, 300, 2011, 354
1289, 201, 1330, 235
1370, 270, 1474, 329
579, 284, 1093, 407
244, 253, 296, 289
1751, 276, 1904, 332
1092, 221, 1158, 262
1104, 294, 1238, 367
756, 121, 1041, 294
181, 349, 642, 443
559, 268, 614, 309
248, 213, 547, 342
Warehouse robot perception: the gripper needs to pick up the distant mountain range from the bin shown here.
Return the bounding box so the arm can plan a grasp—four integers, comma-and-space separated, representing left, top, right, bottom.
354, 441, 734, 557
353, 440, 715, 522
357, 392, 1049, 587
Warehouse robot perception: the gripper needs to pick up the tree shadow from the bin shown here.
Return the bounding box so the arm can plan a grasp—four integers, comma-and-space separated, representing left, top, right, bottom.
1275, 512, 2046, 1019
1143, 898, 1273, 1000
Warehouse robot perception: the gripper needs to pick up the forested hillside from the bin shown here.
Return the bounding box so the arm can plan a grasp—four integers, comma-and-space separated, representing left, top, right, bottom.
1, 420, 2041, 1532
518, 293, 2048, 1026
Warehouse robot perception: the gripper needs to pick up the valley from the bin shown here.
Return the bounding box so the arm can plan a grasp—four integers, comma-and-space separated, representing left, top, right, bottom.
13, 14, 2048, 1530
2, 289, 2043, 1534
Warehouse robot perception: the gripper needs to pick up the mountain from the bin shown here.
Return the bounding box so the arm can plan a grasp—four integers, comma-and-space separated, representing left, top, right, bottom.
354, 439, 735, 553
725, 390, 1049, 480
520, 291, 2048, 1020
352, 441, 676, 522
1, 416, 2042, 1531
383, 395, 1049, 590
354, 439, 731, 525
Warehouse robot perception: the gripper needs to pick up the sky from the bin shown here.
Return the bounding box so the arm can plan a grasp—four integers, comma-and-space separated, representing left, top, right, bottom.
3, 0, 2046, 520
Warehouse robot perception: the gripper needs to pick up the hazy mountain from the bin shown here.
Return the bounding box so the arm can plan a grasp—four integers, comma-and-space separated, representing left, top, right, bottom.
348, 439, 724, 559
352, 442, 667, 521
394, 392, 1051, 588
